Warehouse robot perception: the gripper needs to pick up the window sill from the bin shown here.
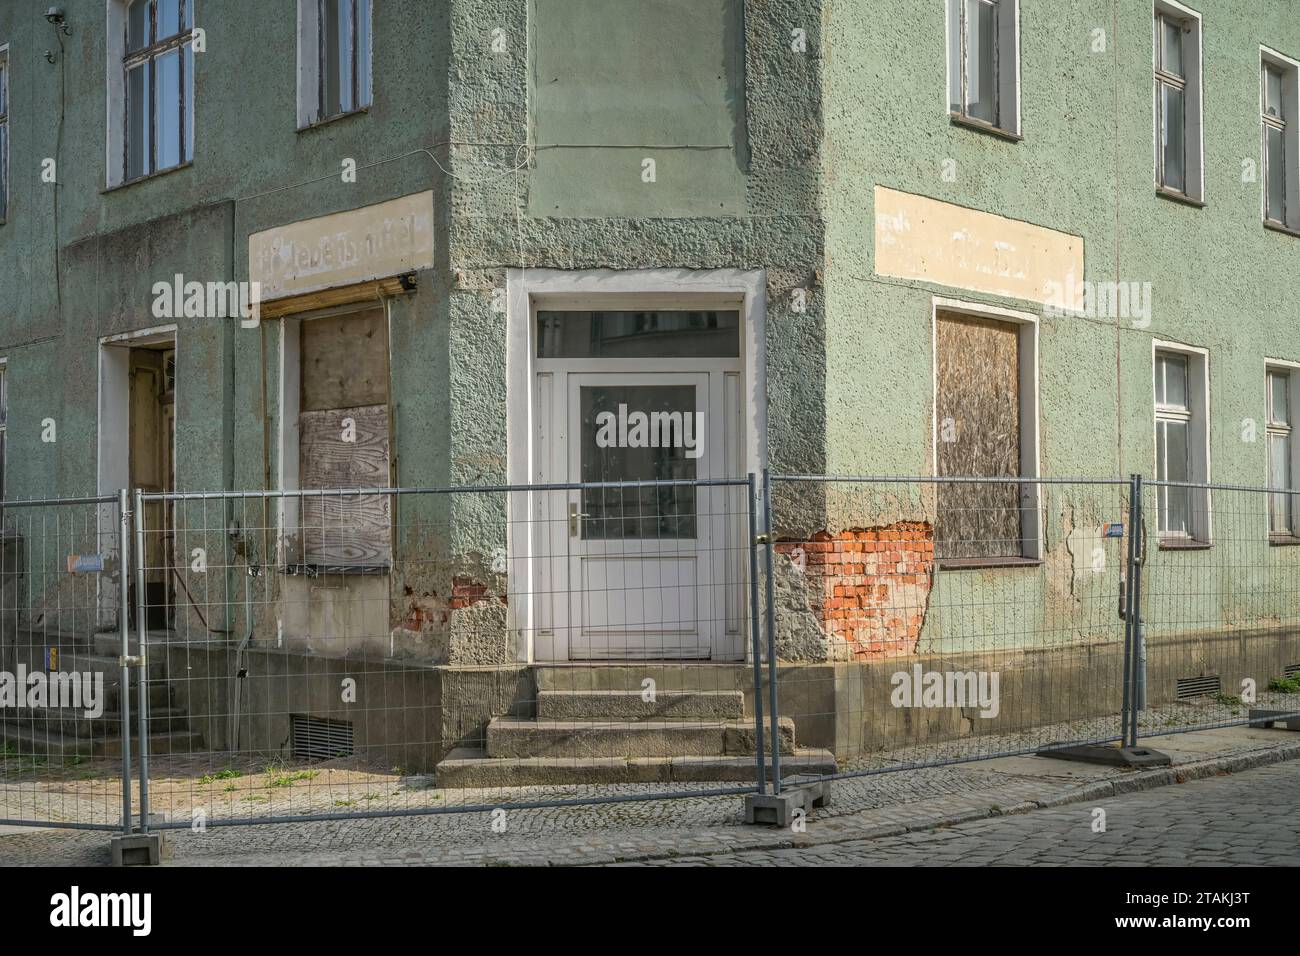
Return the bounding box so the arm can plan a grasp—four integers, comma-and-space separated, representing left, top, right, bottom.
297, 106, 370, 133
1263, 219, 1300, 239
101, 161, 193, 195
937, 555, 1041, 571
1155, 185, 1206, 208
1268, 534, 1300, 547
1157, 537, 1211, 551
948, 112, 1023, 142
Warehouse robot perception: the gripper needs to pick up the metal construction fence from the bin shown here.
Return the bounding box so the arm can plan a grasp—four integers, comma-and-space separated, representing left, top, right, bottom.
0, 473, 1297, 842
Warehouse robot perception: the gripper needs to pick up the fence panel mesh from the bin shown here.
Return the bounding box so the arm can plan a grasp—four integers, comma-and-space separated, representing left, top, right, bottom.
1138, 480, 1300, 739
0, 495, 129, 830
131, 480, 768, 830
763, 476, 1134, 780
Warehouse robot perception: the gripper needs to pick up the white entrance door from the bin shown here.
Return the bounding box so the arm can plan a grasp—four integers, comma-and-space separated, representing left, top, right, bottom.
529, 302, 747, 661
565, 372, 717, 659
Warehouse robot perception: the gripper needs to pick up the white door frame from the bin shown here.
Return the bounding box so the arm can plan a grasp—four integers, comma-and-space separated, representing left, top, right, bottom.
505, 268, 768, 663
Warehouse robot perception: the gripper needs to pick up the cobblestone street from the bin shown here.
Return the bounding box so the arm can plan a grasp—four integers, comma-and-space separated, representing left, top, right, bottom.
2, 727, 1297, 867
618, 760, 1300, 867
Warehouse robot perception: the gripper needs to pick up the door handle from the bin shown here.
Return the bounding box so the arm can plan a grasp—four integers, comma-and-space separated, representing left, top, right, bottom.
569, 502, 590, 536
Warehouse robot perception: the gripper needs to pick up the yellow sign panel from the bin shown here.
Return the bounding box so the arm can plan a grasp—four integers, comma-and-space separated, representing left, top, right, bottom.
874, 186, 1084, 309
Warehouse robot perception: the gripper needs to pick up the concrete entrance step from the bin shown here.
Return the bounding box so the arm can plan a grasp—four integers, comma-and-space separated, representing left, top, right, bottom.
536, 689, 745, 721
534, 664, 751, 694
91, 630, 176, 659
434, 747, 837, 788
485, 717, 796, 759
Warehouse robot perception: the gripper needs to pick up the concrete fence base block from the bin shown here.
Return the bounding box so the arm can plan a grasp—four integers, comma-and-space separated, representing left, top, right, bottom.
743, 779, 832, 827
110, 832, 169, 867
1037, 742, 1172, 768
1248, 709, 1300, 731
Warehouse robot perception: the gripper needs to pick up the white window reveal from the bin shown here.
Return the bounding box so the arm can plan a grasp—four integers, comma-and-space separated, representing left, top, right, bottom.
1262, 50, 1300, 233
947, 0, 1021, 137
1154, 346, 1210, 543
1154, 2, 1204, 203
298, 0, 373, 128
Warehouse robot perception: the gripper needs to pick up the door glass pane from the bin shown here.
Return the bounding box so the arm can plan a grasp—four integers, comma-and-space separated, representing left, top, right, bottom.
155, 49, 181, 170
1266, 124, 1286, 222
127, 62, 150, 179
964, 0, 998, 124
1162, 83, 1186, 192
538, 311, 741, 359
579, 385, 700, 540
1265, 66, 1285, 119
1161, 17, 1183, 78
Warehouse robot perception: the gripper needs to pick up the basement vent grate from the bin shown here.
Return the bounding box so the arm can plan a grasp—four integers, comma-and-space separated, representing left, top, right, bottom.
1285, 663, 1300, 678
290, 714, 354, 761
1176, 675, 1222, 700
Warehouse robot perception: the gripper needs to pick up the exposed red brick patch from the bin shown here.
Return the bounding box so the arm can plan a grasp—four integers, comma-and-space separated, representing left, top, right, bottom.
777, 522, 935, 659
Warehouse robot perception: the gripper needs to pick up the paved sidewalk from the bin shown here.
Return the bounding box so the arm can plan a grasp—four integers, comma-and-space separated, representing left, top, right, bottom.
2, 725, 1297, 866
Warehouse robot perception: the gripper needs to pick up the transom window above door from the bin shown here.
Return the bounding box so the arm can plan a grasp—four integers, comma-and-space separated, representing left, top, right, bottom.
537, 311, 741, 359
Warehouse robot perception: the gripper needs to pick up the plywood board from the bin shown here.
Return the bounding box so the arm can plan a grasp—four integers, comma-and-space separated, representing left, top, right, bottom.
299, 404, 391, 566
935, 312, 1022, 559
300, 308, 389, 411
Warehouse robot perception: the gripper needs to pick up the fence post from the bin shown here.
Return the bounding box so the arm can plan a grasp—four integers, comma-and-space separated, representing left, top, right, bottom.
1129, 473, 1145, 747
761, 470, 782, 793
117, 489, 134, 835
746, 474, 767, 795
132, 488, 151, 833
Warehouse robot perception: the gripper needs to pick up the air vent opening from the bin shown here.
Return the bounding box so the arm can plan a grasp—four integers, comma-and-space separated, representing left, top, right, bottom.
1175, 675, 1222, 700
290, 714, 354, 761
1284, 663, 1300, 678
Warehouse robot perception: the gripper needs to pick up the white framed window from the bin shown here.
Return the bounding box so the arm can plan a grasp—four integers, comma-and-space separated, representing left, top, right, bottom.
0, 45, 9, 223
930, 297, 1041, 565
1266, 364, 1299, 537
1261, 49, 1300, 232
1153, 344, 1210, 543
297, 0, 372, 128
946, 0, 1021, 137
1154, 2, 1204, 202
105, 0, 195, 187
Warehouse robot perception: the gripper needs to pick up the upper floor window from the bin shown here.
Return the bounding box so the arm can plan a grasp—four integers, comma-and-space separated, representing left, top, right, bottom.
1262, 52, 1300, 232
122, 0, 195, 181
946, 0, 1021, 137
0, 47, 9, 222
298, 0, 372, 128
0, 363, 6, 501
1154, 3, 1204, 203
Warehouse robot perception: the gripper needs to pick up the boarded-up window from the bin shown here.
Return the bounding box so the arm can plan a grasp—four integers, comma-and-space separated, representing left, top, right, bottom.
935, 311, 1023, 561
298, 309, 391, 568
